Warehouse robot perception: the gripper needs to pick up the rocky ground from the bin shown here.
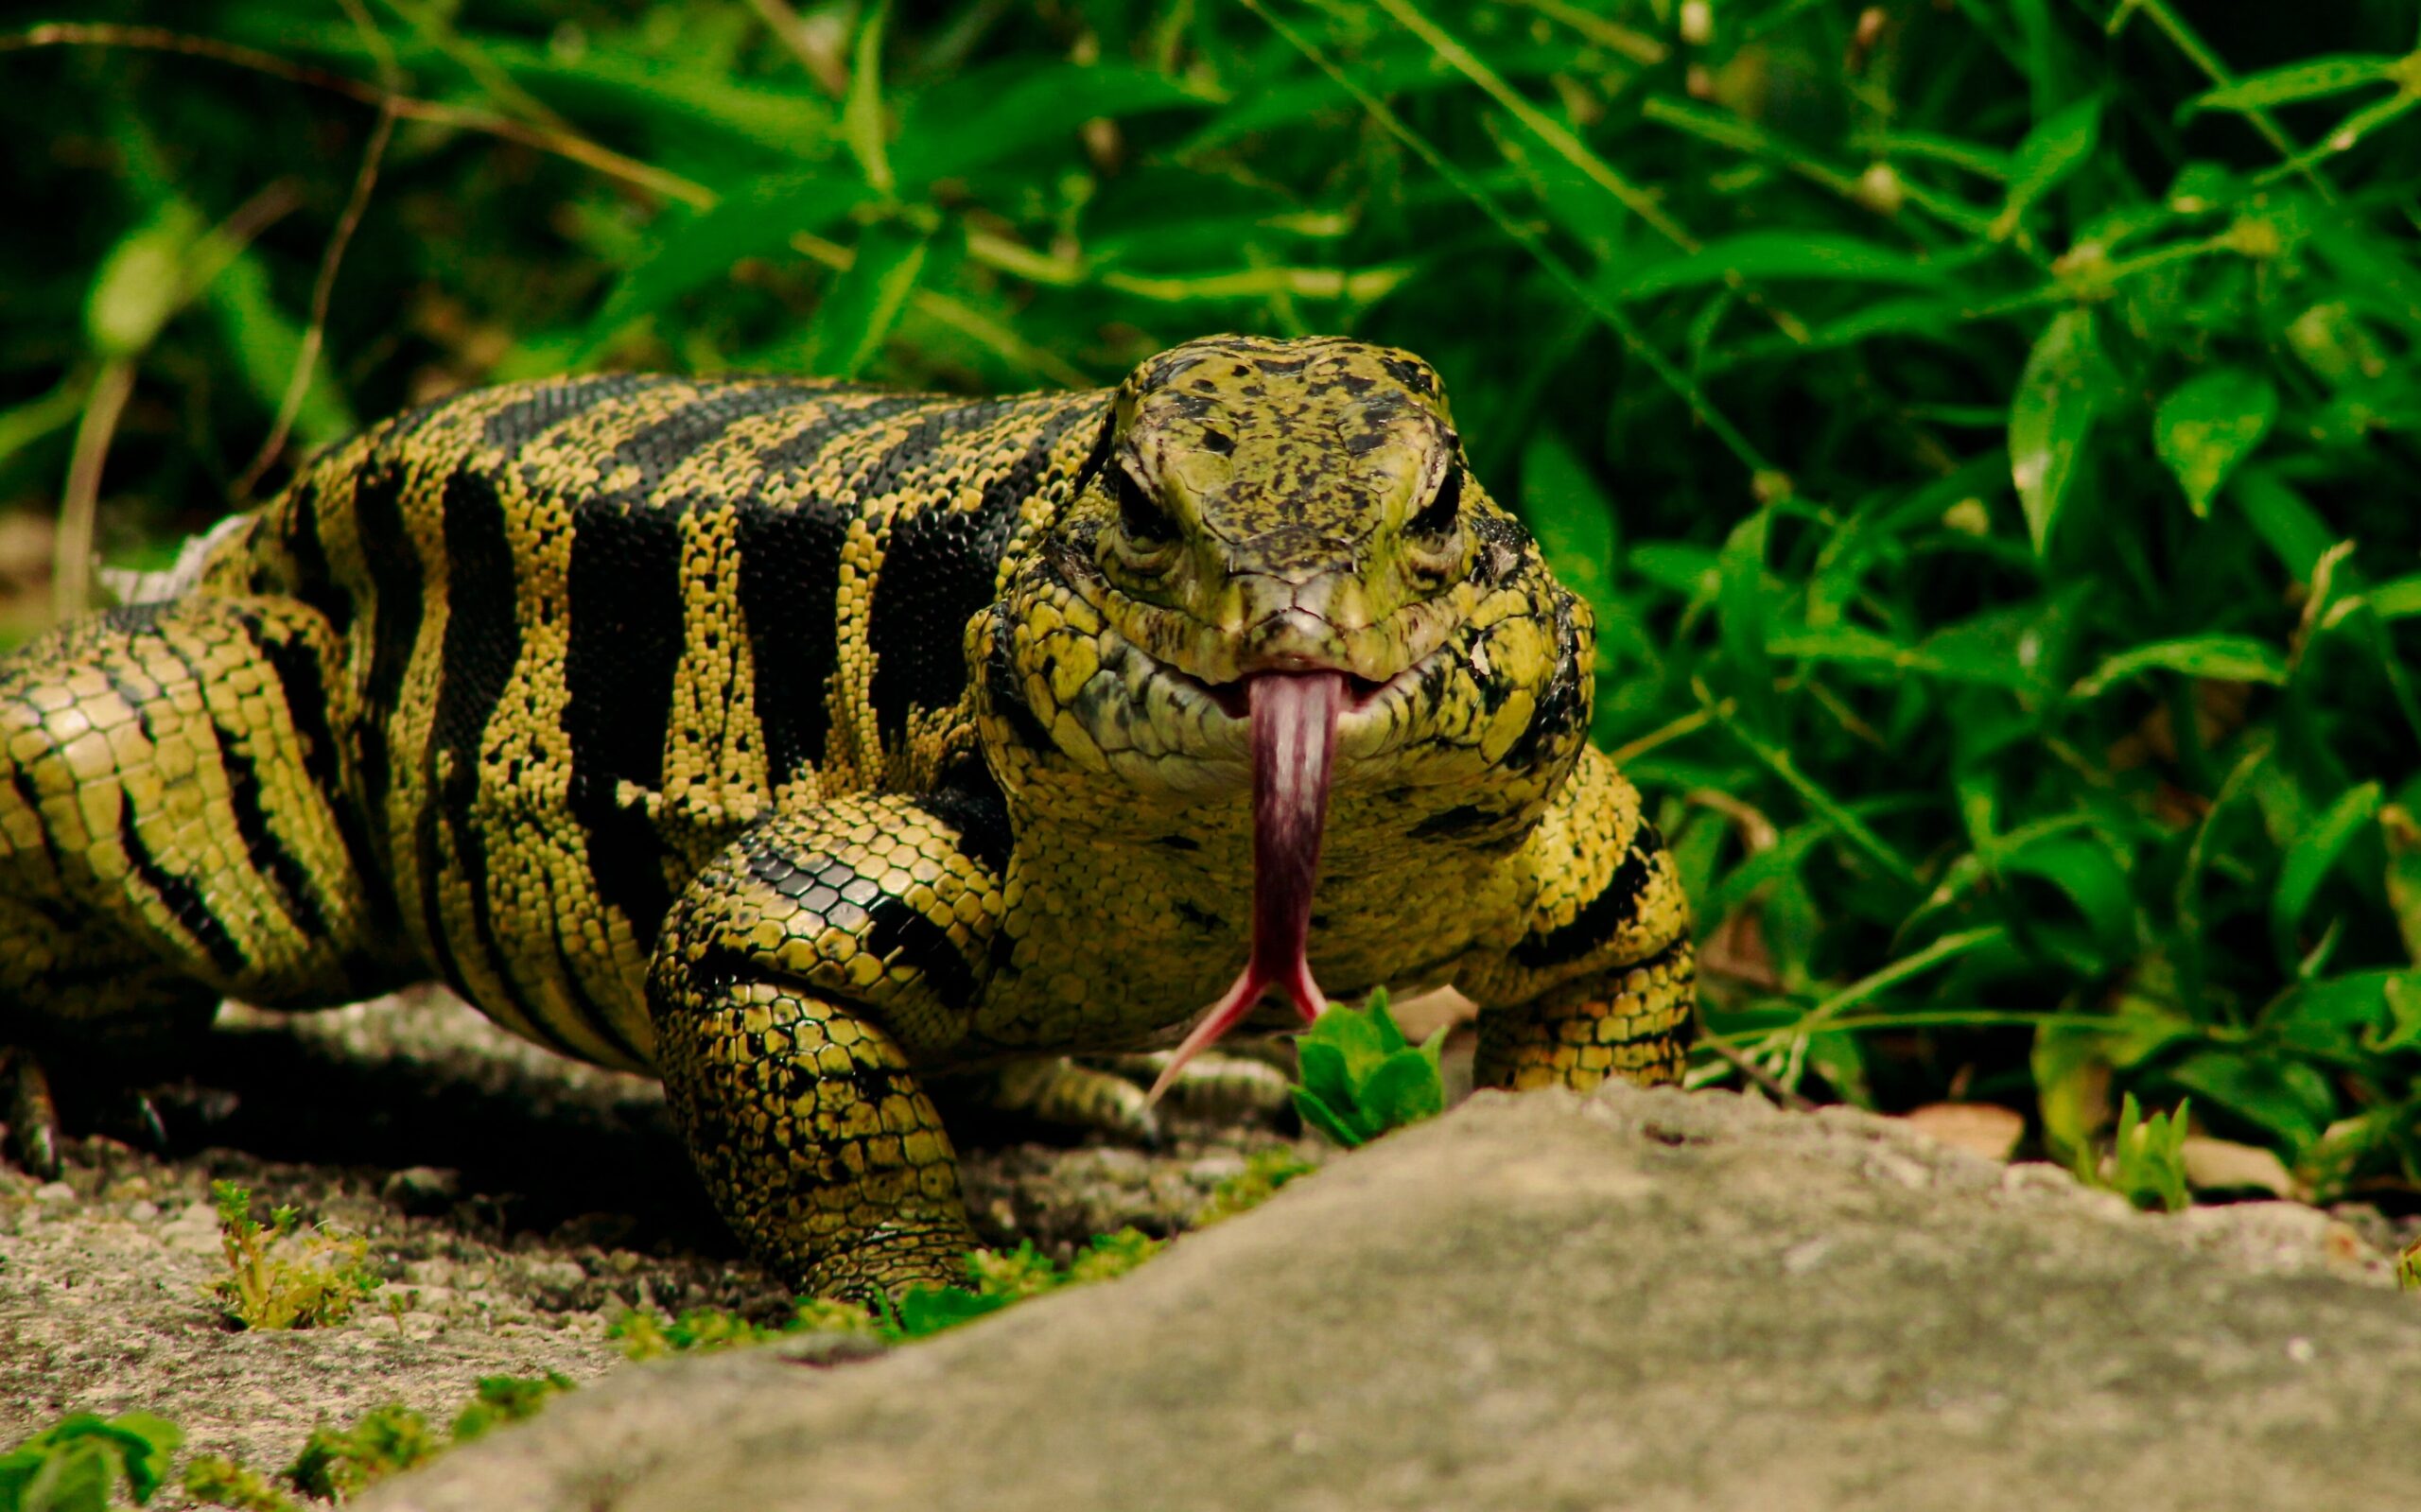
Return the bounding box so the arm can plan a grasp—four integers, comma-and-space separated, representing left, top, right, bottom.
374, 1084, 2421, 1512
5, 992, 2420, 1509
0, 989, 1315, 1503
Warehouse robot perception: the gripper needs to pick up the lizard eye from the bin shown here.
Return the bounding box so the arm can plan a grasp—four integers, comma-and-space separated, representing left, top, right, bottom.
1408, 466, 1463, 540
1115, 468, 1177, 547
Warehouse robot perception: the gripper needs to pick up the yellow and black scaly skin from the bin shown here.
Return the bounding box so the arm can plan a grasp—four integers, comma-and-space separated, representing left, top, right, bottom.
0, 335, 1693, 1297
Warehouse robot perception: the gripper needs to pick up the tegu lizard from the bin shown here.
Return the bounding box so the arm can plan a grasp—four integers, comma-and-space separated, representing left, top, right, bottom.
0, 334, 1694, 1297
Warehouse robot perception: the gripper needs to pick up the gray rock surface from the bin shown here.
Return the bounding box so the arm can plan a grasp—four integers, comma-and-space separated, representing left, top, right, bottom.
365, 1082, 2421, 1512
0, 991, 1303, 1499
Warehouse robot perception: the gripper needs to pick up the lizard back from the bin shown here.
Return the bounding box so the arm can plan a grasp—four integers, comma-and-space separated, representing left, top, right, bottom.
214, 373, 1104, 1069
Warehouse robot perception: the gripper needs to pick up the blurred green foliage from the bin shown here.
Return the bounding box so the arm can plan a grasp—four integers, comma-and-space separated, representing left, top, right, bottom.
7, 0, 2421, 1201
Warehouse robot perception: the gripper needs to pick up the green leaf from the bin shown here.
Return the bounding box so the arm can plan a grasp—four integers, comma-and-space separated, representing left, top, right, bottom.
2153, 368, 2278, 515
1358, 1040, 1447, 1131
2272, 783, 2383, 968
2009, 309, 2108, 555
1302, 998, 1396, 1085
1520, 431, 1617, 628
0, 378, 83, 471
1293, 1039, 1355, 1113
2000, 832, 2137, 971
86, 1415, 180, 1503
887, 1284, 1011, 1338
23, 1440, 116, 1512
1605, 232, 1954, 302
2227, 467, 2333, 580
2070, 635, 2289, 697
2373, 976, 2421, 1055
583, 173, 878, 354
801, 221, 930, 378
2187, 56, 2401, 113
1998, 94, 2102, 232
1626, 544, 1718, 598
2264, 969, 2416, 1058
2383, 806, 2421, 967
843, 1, 894, 196
1365, 987, 1409, 1055
1176, 42, 1576, 155
2167, 1051, 2335, 1152
2369, 576, 2421, 621
899, 63, 1218, 183
2032, 1021, 2112, 1165
85, 204, 206, 359
1290, 1088, 1368, 1148
1766, 623, 2047, 689
204, 252, 357, 449
1716, 510, 1774, 728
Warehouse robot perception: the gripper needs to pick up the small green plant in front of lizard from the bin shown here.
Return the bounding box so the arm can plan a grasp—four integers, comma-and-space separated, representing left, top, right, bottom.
208, 1181, 383, 1330
286, 1402, 444, 1500
1288, 988, 1447, 1148
877, 1228, 1167, 1338
2099, 1094, 2193, 1214
0, 1411, 180, 1512
179, 1454, 294, 1512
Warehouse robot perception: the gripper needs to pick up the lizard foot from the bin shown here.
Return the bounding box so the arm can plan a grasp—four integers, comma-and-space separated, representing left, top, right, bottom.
1, 1046, 63, 1181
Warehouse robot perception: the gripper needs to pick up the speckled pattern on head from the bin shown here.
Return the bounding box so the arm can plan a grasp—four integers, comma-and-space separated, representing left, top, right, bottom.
0, 334, 1694, 1297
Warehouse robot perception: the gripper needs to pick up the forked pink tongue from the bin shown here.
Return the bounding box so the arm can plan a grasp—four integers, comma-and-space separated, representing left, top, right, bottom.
1148, 670, 1344, 1103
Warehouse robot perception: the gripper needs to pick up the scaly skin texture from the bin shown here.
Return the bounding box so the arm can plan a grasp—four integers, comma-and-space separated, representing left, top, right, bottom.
0, 335, 1693, 1298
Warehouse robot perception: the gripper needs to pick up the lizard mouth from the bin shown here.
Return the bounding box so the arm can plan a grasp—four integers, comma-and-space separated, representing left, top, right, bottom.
1181, 668, 1391, 720
1149, 669, 1344, 1102
1152, 652, 1429, 730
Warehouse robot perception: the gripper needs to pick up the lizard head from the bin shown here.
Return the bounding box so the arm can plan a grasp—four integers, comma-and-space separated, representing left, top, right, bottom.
976, 334, 1594, 1081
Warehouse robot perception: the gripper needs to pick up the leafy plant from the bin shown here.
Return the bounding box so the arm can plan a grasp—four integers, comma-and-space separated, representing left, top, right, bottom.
179, 1455, 294, 1512
287, 1403, 443, 1502
2099, 1094, 2194, 1215
1290, 988, 1446, 1148
0, 1412, 180, 1512
447, 1373, 578, 1444
207, 1181, 383, 1330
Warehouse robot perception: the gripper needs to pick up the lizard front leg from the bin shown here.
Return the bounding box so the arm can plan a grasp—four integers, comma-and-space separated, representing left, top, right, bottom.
648, 794, 1004, 1299
1466, 746, 1696, 1092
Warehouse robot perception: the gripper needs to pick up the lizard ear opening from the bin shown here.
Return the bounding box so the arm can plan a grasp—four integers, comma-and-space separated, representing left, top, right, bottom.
1115, 467, 1177, 546
1407, 466, 1463, 540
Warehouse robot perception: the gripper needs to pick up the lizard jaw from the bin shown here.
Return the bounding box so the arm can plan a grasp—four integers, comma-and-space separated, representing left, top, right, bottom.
1148, 669, 1343, 1103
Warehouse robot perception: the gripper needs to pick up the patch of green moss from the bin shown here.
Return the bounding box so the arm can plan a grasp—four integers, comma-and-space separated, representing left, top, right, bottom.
611, 1227, 1173, 1360
1195, 1147, 1319, 1225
